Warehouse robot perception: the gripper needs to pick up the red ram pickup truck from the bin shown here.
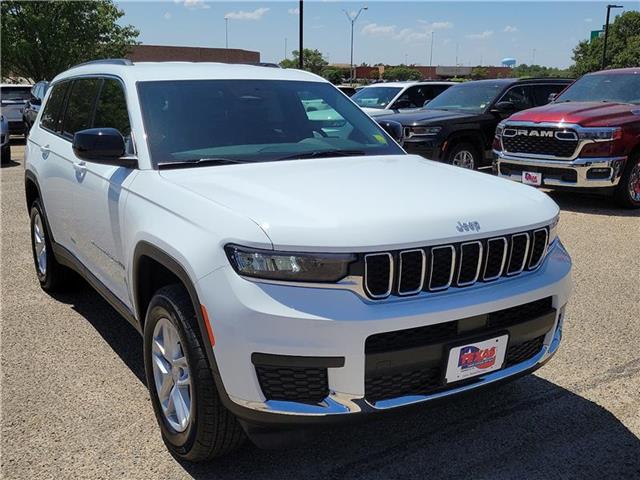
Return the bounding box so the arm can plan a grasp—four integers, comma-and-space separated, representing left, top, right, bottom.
493, 68, 640, 208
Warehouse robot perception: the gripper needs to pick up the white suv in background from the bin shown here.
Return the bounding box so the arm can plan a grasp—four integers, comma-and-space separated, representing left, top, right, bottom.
351, 81, 455, 117
25, 59, 572, 461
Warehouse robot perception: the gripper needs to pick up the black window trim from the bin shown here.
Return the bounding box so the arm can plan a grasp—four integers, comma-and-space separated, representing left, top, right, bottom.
38, 73, 137, 157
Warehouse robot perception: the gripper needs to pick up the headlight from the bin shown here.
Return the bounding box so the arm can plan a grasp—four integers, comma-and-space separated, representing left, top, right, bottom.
225, 245, 356, 282
405, 126, 441, 137
495, 122, 505, 137
577, 127, 622, 141
548, 215, 559, 244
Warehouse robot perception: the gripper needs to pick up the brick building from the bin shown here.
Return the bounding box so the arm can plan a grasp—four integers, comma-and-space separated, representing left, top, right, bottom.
127, 45, 260, 64
350, 64, 512, 80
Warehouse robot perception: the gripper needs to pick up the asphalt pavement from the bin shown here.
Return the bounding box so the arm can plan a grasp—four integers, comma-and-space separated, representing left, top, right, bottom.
2, 141, 639, 479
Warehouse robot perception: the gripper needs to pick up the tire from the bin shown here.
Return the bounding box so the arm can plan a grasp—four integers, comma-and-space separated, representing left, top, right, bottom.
143, 284, 245, 461
1, 145, 10, 164
29, 199, 75, 291
446, 142, 481, 170
614, 154, 640, 209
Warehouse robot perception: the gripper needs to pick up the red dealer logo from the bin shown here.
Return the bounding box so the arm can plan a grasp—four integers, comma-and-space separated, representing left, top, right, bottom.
458, 345, 497, 370
524, 172, 540, 183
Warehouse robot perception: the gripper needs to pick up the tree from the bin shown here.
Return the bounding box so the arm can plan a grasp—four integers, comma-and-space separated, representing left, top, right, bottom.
383, 66, 421, 81
321, 67, 345, 85
511, 64, 573, 78
470, 67, 489, 79
279, 49, 328, 75
1, 0, 139, 82
572, 10, 640, 76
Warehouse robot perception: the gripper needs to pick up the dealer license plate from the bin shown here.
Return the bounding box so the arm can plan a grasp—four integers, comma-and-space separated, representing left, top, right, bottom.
445, 334, 509, 383
522, 171, 542, 186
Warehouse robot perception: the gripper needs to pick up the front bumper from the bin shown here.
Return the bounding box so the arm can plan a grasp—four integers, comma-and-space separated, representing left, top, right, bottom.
494, 151, 626, 189
196, 240, 572, 422
403, 138, 443, 160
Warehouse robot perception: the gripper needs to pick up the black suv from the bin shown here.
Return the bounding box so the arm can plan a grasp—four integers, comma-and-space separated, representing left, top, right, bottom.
382, 78, 572, 169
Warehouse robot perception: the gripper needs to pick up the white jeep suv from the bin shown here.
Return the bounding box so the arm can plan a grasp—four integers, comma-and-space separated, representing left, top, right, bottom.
25, 59, 572, 461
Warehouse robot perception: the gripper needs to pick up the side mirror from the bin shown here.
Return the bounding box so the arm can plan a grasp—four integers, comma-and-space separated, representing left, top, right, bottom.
30, 96, 42, 106
72, 128, 136, 167
491, 101, 516, 115
377, 119, 404, 145
548, 92, 558, 103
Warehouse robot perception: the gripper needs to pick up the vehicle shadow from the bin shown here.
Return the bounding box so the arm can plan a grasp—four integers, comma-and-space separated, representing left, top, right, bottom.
54, 281, 640, 480
1, 159, 21, 169
50, 279, 146, 385
547, 190, 640, 218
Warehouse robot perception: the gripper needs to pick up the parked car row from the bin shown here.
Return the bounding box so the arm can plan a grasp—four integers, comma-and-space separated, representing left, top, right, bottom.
0, 81, 48, 142
360, 68, 640, 208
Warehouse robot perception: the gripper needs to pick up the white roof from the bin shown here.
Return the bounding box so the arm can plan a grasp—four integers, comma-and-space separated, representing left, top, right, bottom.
52, 61, 326, 84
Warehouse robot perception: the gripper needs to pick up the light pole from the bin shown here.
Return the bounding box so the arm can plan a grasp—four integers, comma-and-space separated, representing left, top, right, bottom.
224, 17, 229, 49
602, 4, 623, 69
299, 0, 303, 69
429, 31, 434, 67
343, 6, 368, 83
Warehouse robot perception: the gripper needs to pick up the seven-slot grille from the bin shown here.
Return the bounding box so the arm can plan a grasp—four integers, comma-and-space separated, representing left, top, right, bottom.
501, 127, 579, 158
363, 228, 548, 300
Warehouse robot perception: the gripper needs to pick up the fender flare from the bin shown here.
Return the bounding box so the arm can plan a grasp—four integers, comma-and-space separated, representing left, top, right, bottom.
443, 130, 488, 158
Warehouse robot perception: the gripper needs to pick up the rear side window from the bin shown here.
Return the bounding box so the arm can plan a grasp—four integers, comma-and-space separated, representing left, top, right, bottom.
532, 84, 568, 106
40, 82, 69, 132
94, 79, 134, 153
61, 78, 101, 138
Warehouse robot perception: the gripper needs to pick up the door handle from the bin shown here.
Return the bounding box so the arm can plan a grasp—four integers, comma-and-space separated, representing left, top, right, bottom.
40, 144, 50, 155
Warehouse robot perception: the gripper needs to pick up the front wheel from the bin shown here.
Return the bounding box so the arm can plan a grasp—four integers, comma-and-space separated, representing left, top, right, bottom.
614, 154, 640, 209
446, 142, 481, 170
143, 284, 245, 461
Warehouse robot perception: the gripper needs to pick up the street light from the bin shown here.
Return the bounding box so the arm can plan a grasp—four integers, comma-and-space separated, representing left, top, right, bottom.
601, 4, 623, 69
343, 6, 368, 84
224, 16, 229, 49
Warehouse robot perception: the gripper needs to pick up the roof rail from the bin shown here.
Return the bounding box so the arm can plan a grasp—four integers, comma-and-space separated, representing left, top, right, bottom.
72, 58, 133, 68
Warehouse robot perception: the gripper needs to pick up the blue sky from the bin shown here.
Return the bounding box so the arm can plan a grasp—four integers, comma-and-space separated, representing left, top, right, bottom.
117, 1, 638, 68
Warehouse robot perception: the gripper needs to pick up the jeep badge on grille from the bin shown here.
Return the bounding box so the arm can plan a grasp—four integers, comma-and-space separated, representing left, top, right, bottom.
456, 221, 481, 232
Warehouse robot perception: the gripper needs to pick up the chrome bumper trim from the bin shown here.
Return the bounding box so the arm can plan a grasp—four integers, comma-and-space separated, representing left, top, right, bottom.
494, 152, 627, 188
228, 310, 564, 417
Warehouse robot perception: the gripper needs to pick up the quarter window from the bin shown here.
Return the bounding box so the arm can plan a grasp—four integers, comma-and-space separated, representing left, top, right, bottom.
40, 82, 69, 132
61, 78, 101, 139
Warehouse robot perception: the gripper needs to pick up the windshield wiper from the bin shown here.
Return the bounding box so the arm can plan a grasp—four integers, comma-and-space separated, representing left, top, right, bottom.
277, 149, 365, 161
158, 157, 248, 169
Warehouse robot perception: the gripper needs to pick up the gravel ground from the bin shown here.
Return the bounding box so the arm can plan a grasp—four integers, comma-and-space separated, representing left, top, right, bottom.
2, 141, 639, 479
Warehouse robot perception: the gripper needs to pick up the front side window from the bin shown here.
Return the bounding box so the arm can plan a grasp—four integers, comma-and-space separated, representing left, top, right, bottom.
426, 82, 504, 114
499, 86, 535, 111
556, 73, 640, 104
40, 82, 69, 132
61, 78, 101, 138
351, 86, 403, 109
137, 80, 404, 167
94, 79, 133, 153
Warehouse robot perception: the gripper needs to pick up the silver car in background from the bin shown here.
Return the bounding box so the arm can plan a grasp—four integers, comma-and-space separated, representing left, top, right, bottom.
1, 84, 33, 136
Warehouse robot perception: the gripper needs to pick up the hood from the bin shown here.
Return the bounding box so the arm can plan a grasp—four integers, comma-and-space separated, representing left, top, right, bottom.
380, 109, 478, 126
362, 107, 395, 117
508, 101, 640, 127
159, 155, 558, 252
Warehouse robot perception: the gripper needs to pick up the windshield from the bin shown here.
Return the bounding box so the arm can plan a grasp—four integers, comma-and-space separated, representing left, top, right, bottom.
351, 86, 402, 109
426, 82, 504, 114
138, 80, 403, 167
1, 86, 31, 102
556, 73, 640, 104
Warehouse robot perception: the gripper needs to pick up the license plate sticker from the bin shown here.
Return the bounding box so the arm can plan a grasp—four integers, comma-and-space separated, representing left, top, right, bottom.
445, 334, 509, 383
522, 171, 542, 186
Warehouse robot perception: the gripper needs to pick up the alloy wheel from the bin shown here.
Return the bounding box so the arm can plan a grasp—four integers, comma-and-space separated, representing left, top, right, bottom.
452, 150, 475, 169
151, 318, 192, 432
33, 212, 47, 276
628, 160, 640, 202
